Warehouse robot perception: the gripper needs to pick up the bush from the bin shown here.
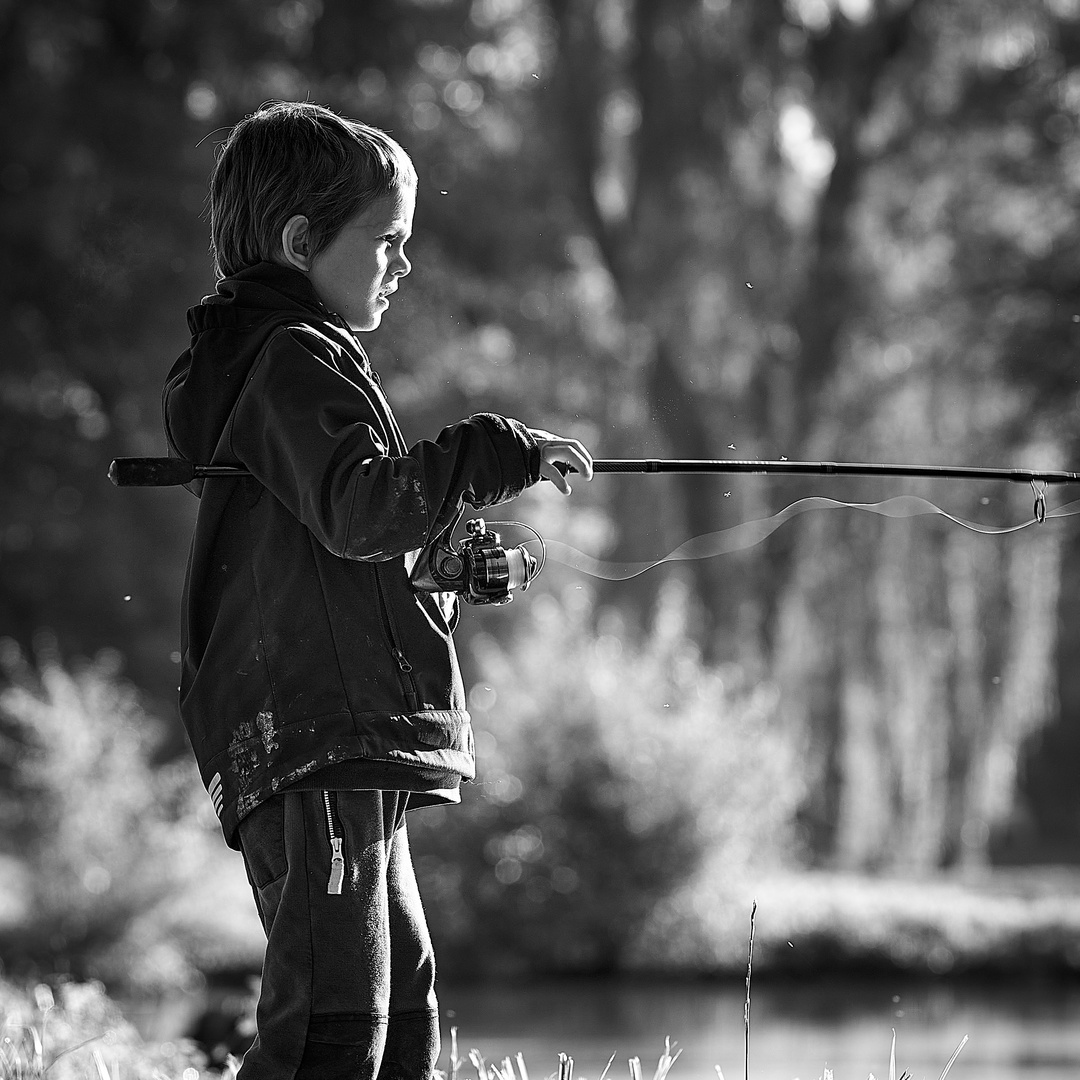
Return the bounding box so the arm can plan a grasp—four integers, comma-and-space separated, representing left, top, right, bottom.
0, 636, 237, 993
410, 582, 802, 976
0, 977, 208, 1080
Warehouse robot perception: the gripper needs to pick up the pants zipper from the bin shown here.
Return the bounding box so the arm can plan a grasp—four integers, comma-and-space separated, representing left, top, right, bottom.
323, 790, 345, 895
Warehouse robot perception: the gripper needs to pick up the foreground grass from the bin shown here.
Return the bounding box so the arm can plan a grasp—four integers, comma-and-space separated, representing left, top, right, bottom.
0, 979, 215, 1080
6, 868, 1068, 1079
0, 976, 970, 1080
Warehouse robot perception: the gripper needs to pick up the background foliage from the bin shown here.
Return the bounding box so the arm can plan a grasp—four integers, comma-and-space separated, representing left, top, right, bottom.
411, 580, 799, 975
0, 637, 240, 992
3, 0, 1080, 993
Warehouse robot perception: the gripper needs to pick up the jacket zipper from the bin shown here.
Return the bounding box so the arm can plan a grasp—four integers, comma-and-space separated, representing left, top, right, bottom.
323, 791, 345, 895
373, 566, 422, 712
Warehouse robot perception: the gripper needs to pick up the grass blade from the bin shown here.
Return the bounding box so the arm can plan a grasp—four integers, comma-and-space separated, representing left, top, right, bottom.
43, 1033, 105, 1072
937, 1035, 968, 1080
30, 1025, 43, 1073
90, 1048, 112, 1080
654, 1037, 682, 1080
744, 901, 757, 1080
450, 1026, 461, 1080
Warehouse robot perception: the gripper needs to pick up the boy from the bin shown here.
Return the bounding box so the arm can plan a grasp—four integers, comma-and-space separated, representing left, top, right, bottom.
163, 101, 592, 1080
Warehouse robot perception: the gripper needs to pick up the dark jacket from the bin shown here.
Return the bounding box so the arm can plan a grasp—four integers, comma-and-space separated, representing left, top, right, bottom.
163, 262, 541, 847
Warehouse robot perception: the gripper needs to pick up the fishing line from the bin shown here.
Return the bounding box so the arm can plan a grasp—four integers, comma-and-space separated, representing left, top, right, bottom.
533, 496, 1080, 582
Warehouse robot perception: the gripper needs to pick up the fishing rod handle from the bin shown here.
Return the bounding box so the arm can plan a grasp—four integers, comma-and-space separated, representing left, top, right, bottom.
107, 457, 244, 486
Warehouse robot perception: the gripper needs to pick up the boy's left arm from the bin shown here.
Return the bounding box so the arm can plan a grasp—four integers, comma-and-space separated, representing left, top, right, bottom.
409, 418, 593, 543
229, 329, 591, 560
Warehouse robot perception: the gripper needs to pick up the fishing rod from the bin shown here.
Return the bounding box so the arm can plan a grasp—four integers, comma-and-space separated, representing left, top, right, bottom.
588, 460, 1079, 523
108, 455, 1080, 488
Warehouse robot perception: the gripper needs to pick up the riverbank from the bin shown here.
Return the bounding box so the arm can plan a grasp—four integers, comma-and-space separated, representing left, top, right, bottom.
4, 856, 1080, 986
629, 864, 1080, 979
136, 860, 1080, 983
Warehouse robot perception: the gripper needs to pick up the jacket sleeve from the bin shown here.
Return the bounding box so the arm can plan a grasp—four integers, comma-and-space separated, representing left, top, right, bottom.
228, 326, 542, 560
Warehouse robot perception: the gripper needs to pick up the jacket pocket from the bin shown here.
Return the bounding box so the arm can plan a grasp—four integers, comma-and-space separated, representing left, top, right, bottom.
237, 794, 289, 935
373, 565, 422, 712
237, 793, 288, 888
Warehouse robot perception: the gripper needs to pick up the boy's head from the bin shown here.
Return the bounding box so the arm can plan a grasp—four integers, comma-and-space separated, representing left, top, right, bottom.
209, 101, 417, 282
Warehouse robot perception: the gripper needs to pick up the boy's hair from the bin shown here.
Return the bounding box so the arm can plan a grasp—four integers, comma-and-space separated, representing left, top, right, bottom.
209, 101, 417, 280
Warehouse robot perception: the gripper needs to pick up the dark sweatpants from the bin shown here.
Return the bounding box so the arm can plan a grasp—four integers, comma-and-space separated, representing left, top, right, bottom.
235, 789, 440, 1080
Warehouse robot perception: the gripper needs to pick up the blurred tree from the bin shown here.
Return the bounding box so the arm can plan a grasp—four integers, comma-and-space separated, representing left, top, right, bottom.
0, 0, 259, 715
773, 0, 1080, 870
520, 0, 1080, 870
4, 0, 1080, 903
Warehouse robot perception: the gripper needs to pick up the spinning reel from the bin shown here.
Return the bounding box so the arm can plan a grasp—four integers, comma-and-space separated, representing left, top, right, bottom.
409, 513, 545, 605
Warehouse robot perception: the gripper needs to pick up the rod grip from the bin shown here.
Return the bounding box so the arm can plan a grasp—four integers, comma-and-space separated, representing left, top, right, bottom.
108, 457, 197, 487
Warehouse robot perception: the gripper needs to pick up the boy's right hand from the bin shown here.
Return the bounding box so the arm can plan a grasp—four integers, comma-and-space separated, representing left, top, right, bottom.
528, 428, 594, 495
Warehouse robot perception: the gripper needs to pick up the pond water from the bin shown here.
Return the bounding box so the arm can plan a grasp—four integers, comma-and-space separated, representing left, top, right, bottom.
437, 976, 1080, 1080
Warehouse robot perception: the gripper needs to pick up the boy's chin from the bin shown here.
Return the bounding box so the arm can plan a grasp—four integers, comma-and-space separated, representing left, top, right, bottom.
347, 312, 382, 332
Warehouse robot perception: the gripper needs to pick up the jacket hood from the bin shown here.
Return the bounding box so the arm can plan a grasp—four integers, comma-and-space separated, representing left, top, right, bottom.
163, 262, 341, 467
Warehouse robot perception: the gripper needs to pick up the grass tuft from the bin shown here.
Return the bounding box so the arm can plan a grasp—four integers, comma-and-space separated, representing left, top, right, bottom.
0, 977, 206, 1079
0, 952, 969, 1080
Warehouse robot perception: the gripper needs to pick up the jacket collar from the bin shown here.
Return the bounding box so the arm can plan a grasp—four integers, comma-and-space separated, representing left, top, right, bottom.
204, 261, 329, 316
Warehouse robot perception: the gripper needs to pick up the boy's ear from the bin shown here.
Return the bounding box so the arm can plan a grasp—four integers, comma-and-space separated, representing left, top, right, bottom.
280, 214, 312, 271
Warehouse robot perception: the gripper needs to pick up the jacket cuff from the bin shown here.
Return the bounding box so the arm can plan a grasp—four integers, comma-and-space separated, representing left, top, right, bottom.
471, 413, 542, 497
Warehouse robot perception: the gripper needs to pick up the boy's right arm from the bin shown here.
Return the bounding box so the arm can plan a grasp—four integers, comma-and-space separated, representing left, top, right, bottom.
229, 329, 589, 560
